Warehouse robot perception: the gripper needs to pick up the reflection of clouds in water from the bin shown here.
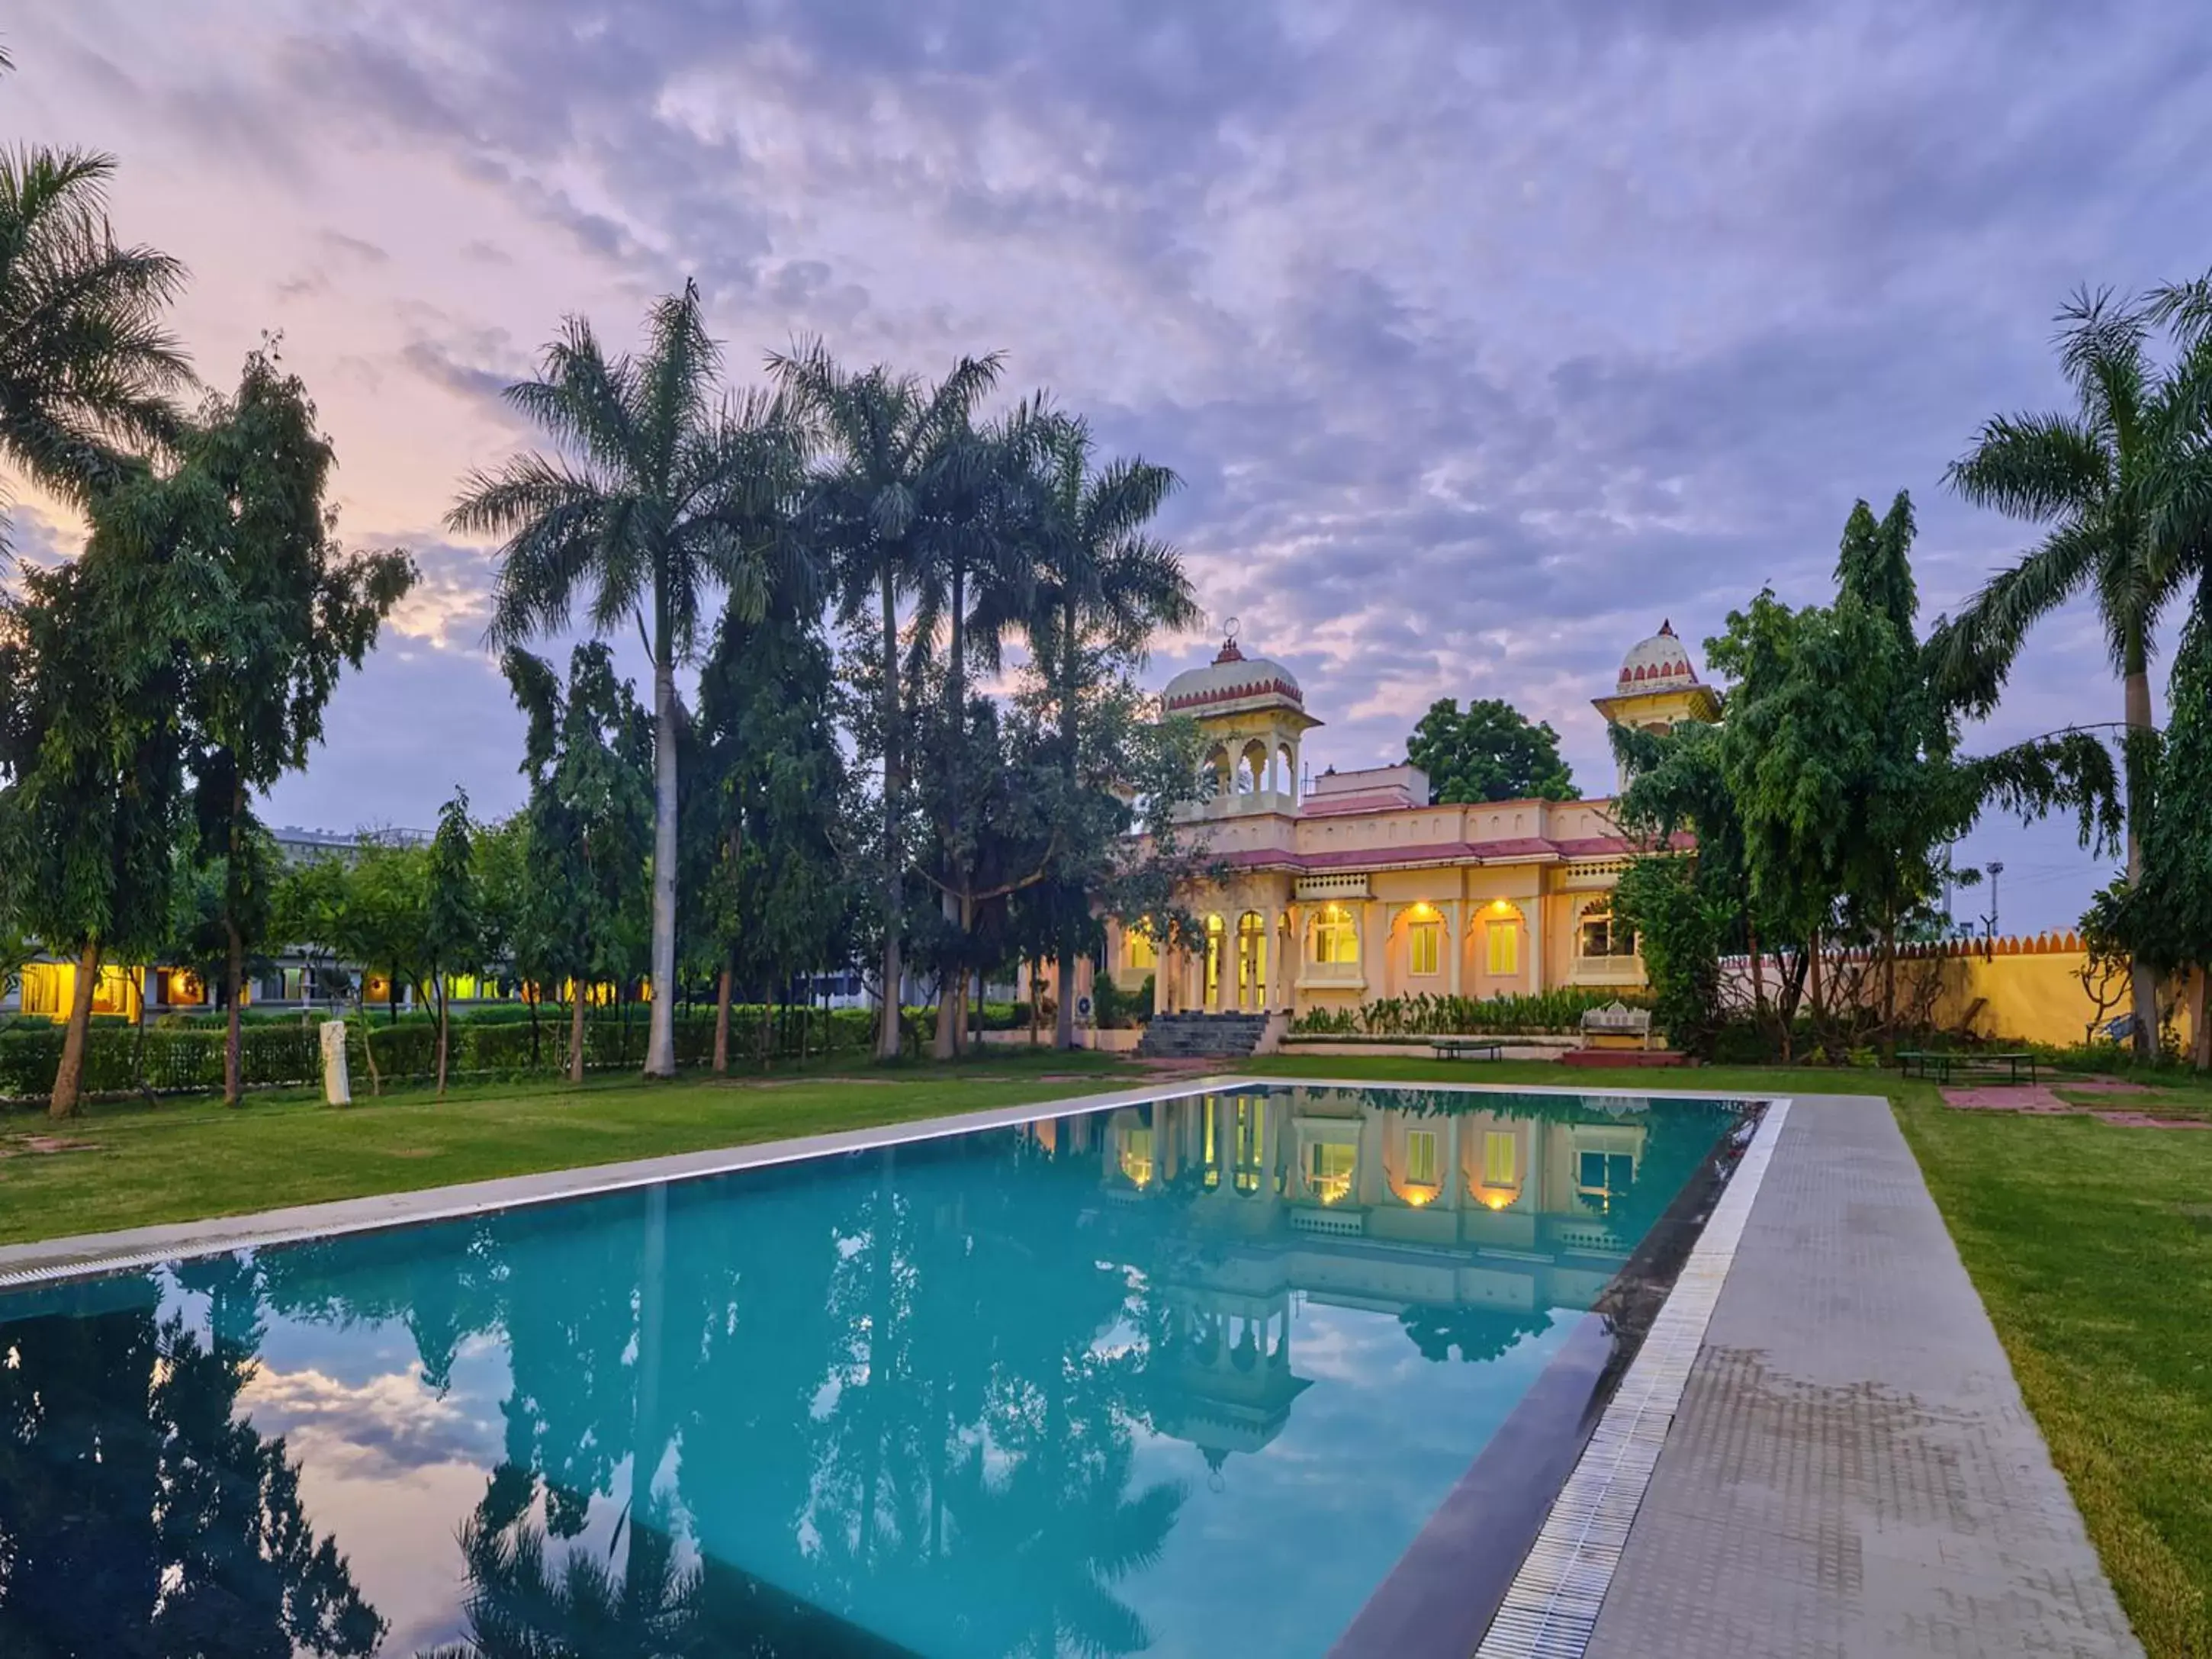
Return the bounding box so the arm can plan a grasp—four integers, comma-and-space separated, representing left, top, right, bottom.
236, 1343, 513, 1657
241, 1360, 487, 1479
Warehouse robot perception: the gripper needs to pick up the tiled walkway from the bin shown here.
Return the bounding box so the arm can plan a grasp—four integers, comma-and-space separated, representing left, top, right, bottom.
1583, 1095, 2140, 1658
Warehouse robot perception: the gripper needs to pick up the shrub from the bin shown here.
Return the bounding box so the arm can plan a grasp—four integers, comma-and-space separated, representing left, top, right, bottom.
1288, 987, 1645, 1038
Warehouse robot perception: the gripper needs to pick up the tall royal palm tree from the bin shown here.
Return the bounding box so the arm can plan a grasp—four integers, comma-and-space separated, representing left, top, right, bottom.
1936, 287, 2212, 1053
0, 140, 191, 525
1027, 413, 1197, 1047
452, 283, 804, 1078
773, 340, 1004, 1060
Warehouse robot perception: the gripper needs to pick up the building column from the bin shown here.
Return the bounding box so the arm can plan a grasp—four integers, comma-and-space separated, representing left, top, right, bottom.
1445, 900, 1464, 999
1153, 950, 1170, 1016
1528, 894, 1545, 993
1362, 899, 1385, 999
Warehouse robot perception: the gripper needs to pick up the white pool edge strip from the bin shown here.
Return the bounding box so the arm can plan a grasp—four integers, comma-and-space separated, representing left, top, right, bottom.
1473, 1095, 1792, 1659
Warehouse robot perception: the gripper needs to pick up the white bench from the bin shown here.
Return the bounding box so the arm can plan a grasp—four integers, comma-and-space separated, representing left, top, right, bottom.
1580, 1002, 1654, 1050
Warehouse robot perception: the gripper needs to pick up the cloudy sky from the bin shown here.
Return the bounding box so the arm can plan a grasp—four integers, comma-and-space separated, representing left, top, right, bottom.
8, 0, 2210, 930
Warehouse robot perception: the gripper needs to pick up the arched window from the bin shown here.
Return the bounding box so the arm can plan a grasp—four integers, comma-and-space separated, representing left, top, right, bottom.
1239, 741, 1267, 794
1308, 902, 1360, 966
1204, 913, 1225, 1004
1578, 903, 1637, 958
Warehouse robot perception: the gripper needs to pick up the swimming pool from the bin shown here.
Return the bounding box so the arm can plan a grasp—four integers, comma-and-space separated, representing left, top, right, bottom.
0, 1083, 1754, 1657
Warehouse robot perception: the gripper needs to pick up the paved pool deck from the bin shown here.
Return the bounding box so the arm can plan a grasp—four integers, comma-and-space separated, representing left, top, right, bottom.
0, 1079, 2145, 1657
1583, 1092, 2140, 1659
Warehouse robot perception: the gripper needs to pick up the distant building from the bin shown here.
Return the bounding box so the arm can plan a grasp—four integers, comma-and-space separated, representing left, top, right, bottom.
1090, 620, 1718, 1019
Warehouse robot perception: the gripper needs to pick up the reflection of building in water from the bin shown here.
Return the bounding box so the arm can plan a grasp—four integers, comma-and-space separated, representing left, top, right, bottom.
1041, 1086, 1666, 1468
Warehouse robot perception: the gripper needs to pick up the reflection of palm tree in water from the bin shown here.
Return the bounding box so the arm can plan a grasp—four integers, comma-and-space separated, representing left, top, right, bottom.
0, 1278, 384, 1657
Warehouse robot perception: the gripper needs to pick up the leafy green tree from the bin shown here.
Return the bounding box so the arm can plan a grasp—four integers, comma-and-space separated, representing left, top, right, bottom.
773, 340, 1004, 1059
506, 643, 654, 1083
0, 115, 190, 519
336, 835, 429, 1094
0, 483, 195, 1116
172, 349, 413, 1103
1019, 411, 1198, 1047
1609, 856, 1725, 1057
1934, 286, 2212, 1053
452, 282, 804, 1079
425, 788, 481, 1098
687, 594, 851, 1073
1407, 697, 1576, 804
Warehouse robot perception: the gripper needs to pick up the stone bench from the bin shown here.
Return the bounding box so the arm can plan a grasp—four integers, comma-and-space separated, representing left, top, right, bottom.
1430, 1036, 1506, 1061
1580, 1002, 1655, 1051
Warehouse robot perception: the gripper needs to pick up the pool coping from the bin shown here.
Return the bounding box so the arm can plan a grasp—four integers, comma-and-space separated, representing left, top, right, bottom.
0, 1074, 1789, 1658
0, 1074, 1783, 1287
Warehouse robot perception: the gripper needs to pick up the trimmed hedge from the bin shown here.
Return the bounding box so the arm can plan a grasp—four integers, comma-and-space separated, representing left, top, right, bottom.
1289, 987, 1651, 1037
0, 1003, 881, 1104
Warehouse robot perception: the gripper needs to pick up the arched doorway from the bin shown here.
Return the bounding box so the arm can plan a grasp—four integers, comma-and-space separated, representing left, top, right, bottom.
1236, 911, 1266, 1010
1203, 914, 1226, 1009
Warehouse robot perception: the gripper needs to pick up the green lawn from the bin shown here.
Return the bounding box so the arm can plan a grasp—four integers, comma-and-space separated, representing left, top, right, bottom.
3, 1050, 2206, 1653
0, 1048, 1143, 1247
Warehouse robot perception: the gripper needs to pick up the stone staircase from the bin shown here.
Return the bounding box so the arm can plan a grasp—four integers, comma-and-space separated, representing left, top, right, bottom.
1133, 1011, 1271, 1061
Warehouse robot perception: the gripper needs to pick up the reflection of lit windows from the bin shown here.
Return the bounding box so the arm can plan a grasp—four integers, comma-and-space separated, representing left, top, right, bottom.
1408, 919, 1441, 976
1579, 906, 1637, 958
1124, 928, 1157, 970
1202, 1101, 1219, 1188
1484, 1131, 1519, 1188
1309, 1141, 1355, 1204
1234, 1097, 1265, 1194
1308, 904, 1360, 966
1403, 1129, 1440, 1204
1577, 1149, 1635, 1212
1487, 918, 1519, 976
1120, 1127, 1156, 1188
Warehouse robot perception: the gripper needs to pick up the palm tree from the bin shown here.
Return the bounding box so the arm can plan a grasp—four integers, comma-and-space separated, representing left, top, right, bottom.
1027, 413, 1197, 1047
772, 340, 1004, 1060
0, 140, 191, 525
452, 283, 804, 1077
1936, 288, 2212, 1054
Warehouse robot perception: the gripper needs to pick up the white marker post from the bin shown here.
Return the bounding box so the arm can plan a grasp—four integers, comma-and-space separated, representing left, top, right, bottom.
320, 1019, 352, 1107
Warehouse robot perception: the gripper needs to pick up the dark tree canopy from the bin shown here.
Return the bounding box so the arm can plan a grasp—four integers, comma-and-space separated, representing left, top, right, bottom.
1406, 697, 1577, 804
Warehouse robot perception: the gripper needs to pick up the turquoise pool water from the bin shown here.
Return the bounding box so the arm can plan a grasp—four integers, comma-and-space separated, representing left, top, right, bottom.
0, 1084, 1741, 1658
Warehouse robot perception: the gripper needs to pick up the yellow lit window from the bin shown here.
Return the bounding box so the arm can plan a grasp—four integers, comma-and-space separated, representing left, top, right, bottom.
1310, 1141, 1355, 1204
1120, 1127, 1155, 1188
1408, 919, 1441, 976
1310, 903, 1360, 966
1124, 928, 1157, 970
1483, 1131, 1518, 1188
1406, 1129, 1439, 1186
1487, 919, 1519, 976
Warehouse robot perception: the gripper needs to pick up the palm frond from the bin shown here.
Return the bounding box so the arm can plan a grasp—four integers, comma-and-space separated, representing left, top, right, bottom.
1943, 411, 2108, 520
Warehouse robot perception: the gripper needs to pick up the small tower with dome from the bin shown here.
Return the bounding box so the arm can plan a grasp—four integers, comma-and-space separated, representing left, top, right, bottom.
1590, 620, 1723, 790
1162, 620, 1320, 819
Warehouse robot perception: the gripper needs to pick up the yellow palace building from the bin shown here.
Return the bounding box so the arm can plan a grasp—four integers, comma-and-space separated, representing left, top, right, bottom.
1105, 621, 1713, 1020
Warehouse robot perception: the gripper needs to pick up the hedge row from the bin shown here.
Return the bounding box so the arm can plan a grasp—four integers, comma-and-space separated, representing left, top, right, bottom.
0, 1005, 881, 1102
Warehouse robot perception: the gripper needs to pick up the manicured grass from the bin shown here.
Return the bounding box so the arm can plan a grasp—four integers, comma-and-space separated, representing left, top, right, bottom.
1892, 1085, 2212, 1658
5, 1047, 2205, 1651
0, 1049, 1142, 1247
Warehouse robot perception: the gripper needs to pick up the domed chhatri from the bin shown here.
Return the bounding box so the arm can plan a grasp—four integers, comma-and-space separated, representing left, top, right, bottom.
1615, 619, 1700, 693
1162, 618, 1308, 719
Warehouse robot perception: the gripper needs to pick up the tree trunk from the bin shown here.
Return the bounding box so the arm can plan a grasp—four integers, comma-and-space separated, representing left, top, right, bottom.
435, 979, 450, 1099
2191, 969, 2210, 1070
360, 1003, 382, 1097
1055, 944, 1079, 1050
2123, 659, 2159, 1060
568, 991, 587, 1085
223, 774, 247, 1107
876, 568, 906, 1061
49, 937, 102, 1120
934, 558, 967, 1059
713, 962, 733, 1075
645, 645, 680, 1079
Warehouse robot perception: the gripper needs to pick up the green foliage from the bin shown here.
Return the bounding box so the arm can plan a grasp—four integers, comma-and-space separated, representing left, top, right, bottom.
1092, 974, 1153, 1030
1610, 857, 1725, 1057
0, 1007, 881, 1103
1288, 987, 1639, 1037
1407, 697, 1577, 803
425, 789, 481, 983
0, 137, 190, 510
2104, 586, 2212, 995
454, 281, 811, 1075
